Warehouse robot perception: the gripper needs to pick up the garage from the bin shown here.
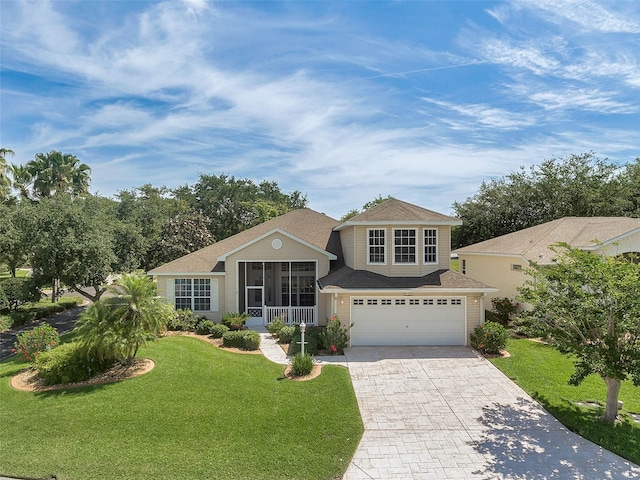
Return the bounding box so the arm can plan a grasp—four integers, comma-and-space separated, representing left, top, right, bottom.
349, 296, 466, 346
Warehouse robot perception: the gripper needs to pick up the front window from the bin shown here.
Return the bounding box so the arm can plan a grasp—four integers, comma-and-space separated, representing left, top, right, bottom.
175, 278, 211, 311
394, 229, 416, 264
368, 229, 386, 264
424, 228, 438, 264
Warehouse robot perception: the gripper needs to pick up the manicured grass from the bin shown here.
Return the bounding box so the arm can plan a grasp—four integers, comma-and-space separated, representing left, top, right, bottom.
450, 259, 459, 272
491, 338, 640, 465
0, 336, 363, 480
0, 268, 29, 279
0, 297, 83, 332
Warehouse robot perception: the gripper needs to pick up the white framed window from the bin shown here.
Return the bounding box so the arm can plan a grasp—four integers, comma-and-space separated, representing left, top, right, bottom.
393, 229, 417, 264
395, 299, 406, 305
368, 229, 386, 264
423, 299, 434, 305
462, 259, 466, 274
409, 299, 420, 305
511, 264, 523, 271
381, 299, 392, 305
437, 299, 447, 305
423, 228, 438, 264
174, 278, 211, 311
367, 299, 378, 306
451, 298, 462, 305
353, 299, 364, 305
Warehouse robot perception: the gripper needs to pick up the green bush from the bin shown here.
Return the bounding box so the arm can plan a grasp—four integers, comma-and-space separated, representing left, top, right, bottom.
12, 324, 60, 363
470, 321, 510, 355
320, 317, 349, 354
167, 309, 200, 331
490, 297, 519, 326
290, 353, 314, 377
209, 323, 229, 338
266, 317, 285, 335
277, 326, 296, 344
221, 312, 248, 330
35, 342, 114, 385
0, 277, 41, 311
196, 319, 217, 335
0, 284, 8, 311
289, 326, 321, 355
222, 330, 261, 350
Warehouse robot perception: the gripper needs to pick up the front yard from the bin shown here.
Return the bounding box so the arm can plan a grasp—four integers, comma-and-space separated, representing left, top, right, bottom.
0, 335, 363, 480
490, 338, 640, 466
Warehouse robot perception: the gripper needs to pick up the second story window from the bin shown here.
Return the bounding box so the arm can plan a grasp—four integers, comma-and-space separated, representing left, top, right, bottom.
368, 229, 386, 264
424, 228, 438, 264
393, 229, 416, 264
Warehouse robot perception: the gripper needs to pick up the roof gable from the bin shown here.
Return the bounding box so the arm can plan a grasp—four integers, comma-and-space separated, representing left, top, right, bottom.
335, 198, 460, 230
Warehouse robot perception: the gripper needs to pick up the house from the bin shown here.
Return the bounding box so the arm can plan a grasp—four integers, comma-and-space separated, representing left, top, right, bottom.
149, 198, 497, 346
453, 217, 640, 304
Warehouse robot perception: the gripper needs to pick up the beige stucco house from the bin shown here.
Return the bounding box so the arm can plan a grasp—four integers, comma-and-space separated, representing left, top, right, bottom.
453, 217, 640, 304
149, 198, 496, 346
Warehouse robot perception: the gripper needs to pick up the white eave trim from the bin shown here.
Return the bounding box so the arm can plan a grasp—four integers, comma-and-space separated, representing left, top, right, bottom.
453, 251, 530, 261
335, 219, 462, 231
148, 271, 225, 276
319, 286, 498, 294
217, 227, 338, 261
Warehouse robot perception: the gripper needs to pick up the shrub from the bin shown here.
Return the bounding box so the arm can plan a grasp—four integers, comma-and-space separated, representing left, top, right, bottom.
0, 277, 41, 311
277, 326, 296, 344
0, 284, 8, 312
209, 323, 229, 338
266, 317, 285, 335
490, 297, 519, 326
290, 352, 314, 377
221, 312, 248, 330
222, 330, 261, 350
167, 309, 200, 331
196, 319, 217, 335
35, 342, 114, 385
320, 317, 349, 354
289, 326, 320, 355
470, 321, 510, 355
12, 324, 60, 363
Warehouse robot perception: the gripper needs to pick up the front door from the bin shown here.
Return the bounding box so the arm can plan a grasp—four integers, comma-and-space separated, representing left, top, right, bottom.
246, 286, 263, 326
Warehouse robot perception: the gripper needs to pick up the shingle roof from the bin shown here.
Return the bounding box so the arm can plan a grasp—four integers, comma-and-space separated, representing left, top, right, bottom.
453, 217, 640, 264
318, 267, 495, 291
149, 209, 341, 274
335, 198, 460, 230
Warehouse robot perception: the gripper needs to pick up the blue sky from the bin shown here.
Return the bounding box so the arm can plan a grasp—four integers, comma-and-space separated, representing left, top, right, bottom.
1, 0, 639, 219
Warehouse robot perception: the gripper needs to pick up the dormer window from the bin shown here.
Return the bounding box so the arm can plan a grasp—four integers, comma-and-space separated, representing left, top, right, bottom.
393, 229, 417, 264
424, 228, 438, 264
368, 229, 386, 264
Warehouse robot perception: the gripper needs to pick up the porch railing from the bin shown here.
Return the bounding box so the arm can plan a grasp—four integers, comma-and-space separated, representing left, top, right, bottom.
264, 306, 317, 326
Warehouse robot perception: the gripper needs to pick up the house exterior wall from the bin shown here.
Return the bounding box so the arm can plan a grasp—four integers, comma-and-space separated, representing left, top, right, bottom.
458, 254, 527, 303
340, 225, 452, 276
601, 231, 640, 257
155, 275, 226, 322
224, 232, 332, 325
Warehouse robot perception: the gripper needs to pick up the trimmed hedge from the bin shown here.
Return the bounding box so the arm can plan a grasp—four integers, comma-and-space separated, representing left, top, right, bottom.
266, 318, 285, 335
196, 320, 217, 335
470, 321, 510, 354
35, 342, 114, 385
209, 323, 230, 338
277, 326, 295, 344
222, 330, 261, 351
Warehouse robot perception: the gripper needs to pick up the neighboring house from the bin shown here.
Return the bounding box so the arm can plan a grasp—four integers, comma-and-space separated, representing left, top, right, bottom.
453, 217, 640, 304
149, 199, 496, 346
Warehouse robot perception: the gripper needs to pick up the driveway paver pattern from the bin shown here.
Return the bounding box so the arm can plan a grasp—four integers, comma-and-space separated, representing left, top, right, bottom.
343, 346, 640, 480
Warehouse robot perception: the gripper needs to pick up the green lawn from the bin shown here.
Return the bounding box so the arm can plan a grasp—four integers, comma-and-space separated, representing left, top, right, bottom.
0, 268, 29, 279
0, 336, 363, 480
0, 297, 82, 332
491, 338, 640, 465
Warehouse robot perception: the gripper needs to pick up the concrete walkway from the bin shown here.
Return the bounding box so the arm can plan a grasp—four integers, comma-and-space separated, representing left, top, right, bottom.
343, 346, 640, 480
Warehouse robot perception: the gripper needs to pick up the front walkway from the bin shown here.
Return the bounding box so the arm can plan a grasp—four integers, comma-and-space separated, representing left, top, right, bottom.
343, 346, 640, 480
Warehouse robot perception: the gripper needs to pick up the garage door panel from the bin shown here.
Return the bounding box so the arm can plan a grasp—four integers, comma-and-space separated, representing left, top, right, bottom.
350, 297, 465, 346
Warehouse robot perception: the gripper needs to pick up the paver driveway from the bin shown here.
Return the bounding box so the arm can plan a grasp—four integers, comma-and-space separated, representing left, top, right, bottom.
343, 346, 640, 480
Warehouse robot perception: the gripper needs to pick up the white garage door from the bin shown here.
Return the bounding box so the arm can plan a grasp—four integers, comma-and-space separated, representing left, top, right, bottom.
350, 297, 466, 346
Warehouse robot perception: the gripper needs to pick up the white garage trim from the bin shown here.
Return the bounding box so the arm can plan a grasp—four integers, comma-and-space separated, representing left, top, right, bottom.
350, 296, 466, 346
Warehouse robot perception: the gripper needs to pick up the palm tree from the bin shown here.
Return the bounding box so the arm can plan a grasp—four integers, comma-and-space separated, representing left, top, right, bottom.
9, 164, 33, 200
0, 148, 15, 200
27, 151, 91, 198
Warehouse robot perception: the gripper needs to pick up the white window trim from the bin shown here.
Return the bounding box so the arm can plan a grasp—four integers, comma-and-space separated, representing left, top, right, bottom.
392, 228, 418, 265
423, 228, 438, 265
173, 278, 219, 312
367, 228, 386, 265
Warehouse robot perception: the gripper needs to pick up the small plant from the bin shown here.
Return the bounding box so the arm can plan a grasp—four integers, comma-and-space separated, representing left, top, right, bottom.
266, 317, 285, 335
167, 309, 200, 331
35, 342, 114, 385
490, 297, 519, 326
209, 323, 229, 338
196, 319, 217, 335
222, 330, 261, 350
289, 326, 321, 355
12, 323, 60, 363
277, 325, 296, 344
320, 316, 349, 354
470, 321, 510, 355
221, 311, 248, 330
290, 352, 314, 377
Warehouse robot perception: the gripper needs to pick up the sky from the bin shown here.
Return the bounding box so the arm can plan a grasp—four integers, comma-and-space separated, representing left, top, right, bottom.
1, 0, 639, 219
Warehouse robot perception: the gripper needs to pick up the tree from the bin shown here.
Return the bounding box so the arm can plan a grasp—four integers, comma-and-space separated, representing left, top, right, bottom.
518, 244, 640, 424
27, 151, 91, 198
75, 273, 173, 364
9, 164, 33, 201
0, 203, 29, 277
0, 148, 15, 201
340, 195, 392, 221
452, 153, 628, 248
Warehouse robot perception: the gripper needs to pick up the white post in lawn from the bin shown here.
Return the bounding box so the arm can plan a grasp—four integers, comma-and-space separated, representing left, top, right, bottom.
299, 322, 307, 356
